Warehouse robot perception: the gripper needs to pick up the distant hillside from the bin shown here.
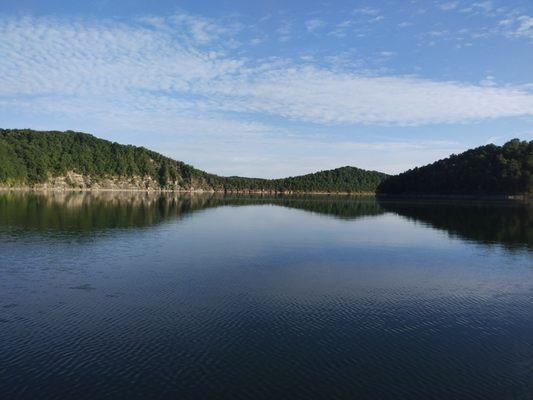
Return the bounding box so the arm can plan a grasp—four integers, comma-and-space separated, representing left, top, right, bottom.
218, 166, 388, 193
0, 129, 388, 193
377, 139, 533, 196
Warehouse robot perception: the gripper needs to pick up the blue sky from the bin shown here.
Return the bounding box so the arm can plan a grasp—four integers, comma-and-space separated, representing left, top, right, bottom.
1, 0, 532, 177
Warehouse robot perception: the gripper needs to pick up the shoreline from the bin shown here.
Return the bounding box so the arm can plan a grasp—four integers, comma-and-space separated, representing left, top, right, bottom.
0, 186, 376, 196
376, 193, 532, 201
0, 186, 530, 200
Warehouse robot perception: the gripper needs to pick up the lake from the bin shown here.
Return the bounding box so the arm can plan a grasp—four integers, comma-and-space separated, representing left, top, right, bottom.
0, 192, 531, 399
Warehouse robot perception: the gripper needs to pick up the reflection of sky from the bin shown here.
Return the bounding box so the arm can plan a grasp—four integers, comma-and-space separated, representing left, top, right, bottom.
2, 203, 530, 303
168, 205, 532, 289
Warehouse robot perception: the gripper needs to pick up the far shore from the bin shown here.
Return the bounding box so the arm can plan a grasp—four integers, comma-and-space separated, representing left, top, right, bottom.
0, 186, 375, 196
0, 186, 530, 201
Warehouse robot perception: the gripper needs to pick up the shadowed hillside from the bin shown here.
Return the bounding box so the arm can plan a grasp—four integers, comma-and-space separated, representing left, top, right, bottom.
377, 139, 533, 196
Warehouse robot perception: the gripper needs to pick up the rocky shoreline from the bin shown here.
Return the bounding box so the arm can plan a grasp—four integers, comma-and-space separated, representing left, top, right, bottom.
0, 186, 376, 196
2, 186, 529, 199
0, 172, 375, 195
1, 172, 529, 199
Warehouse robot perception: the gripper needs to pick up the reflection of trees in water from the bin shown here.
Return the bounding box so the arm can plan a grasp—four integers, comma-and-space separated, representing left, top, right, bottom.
0, 192, 217, 233
209, 195, 383, 220
0, 192, 530, 249
0, 192, 382, 234
378, 199, 532, 250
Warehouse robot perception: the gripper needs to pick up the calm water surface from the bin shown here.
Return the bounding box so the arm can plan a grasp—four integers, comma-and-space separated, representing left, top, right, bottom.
0, 192, 532, 399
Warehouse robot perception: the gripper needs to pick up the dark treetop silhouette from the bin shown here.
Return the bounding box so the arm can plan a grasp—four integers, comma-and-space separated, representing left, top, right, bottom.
377, 139, 533, 196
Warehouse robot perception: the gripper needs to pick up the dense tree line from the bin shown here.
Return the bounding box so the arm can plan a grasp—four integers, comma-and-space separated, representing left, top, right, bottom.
377, 139, 533, 195
0, 129, 388, 193
219, 166, 387, 193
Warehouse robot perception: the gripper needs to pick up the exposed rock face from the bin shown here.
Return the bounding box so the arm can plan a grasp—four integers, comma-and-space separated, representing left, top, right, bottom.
31, 172, 161, 191
4, 171, 204, 192
0, 171, 377, 194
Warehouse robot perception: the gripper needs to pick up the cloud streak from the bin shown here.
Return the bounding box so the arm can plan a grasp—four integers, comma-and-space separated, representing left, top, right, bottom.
201, 68, 533, 125
501, 15, 533, 40
305, 18, 325, 32
1, 14, 533, 130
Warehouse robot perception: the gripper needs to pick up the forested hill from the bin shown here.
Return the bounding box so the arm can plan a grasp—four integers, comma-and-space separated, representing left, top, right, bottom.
220, 166, 388, 193
377, 139, 533, 196
0, 129, 388, 193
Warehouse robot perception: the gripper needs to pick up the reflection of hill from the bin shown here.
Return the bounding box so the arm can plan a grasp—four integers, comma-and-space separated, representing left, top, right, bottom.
0, 191, 205, 233
1, 192, 530, 250
378, 198, 533, 250
0, 192, 383, 235
211, 195, 383, 220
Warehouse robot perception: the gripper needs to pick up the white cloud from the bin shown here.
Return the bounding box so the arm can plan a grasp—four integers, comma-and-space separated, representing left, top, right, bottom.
328, 20, 352, 38
460, 1, 495, 15
250, 37, 265, 45
305, 18, 325, 33
353, 7, 381, 16
1, 14, 533, 131
170, 12, 242, 44
379, 51, 396, 58
276, 20, 292, 42
353, 7, 384, 23
497, 14, 533, 40
439, 1, 460, 11
512, 15, 533, 39
398, 21, 413, 28
204, 69, 533, 125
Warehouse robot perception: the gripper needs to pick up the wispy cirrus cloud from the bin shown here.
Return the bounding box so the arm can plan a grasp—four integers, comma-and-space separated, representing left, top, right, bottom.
439, 1, 460, 11
429, 1, 533, 46
276, 20, 292, 42
353, 7, 381, 17
203, 68, 533, 125
1, 14, 533, 129
305, 18, 325, 33
500, 15, 533, 39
